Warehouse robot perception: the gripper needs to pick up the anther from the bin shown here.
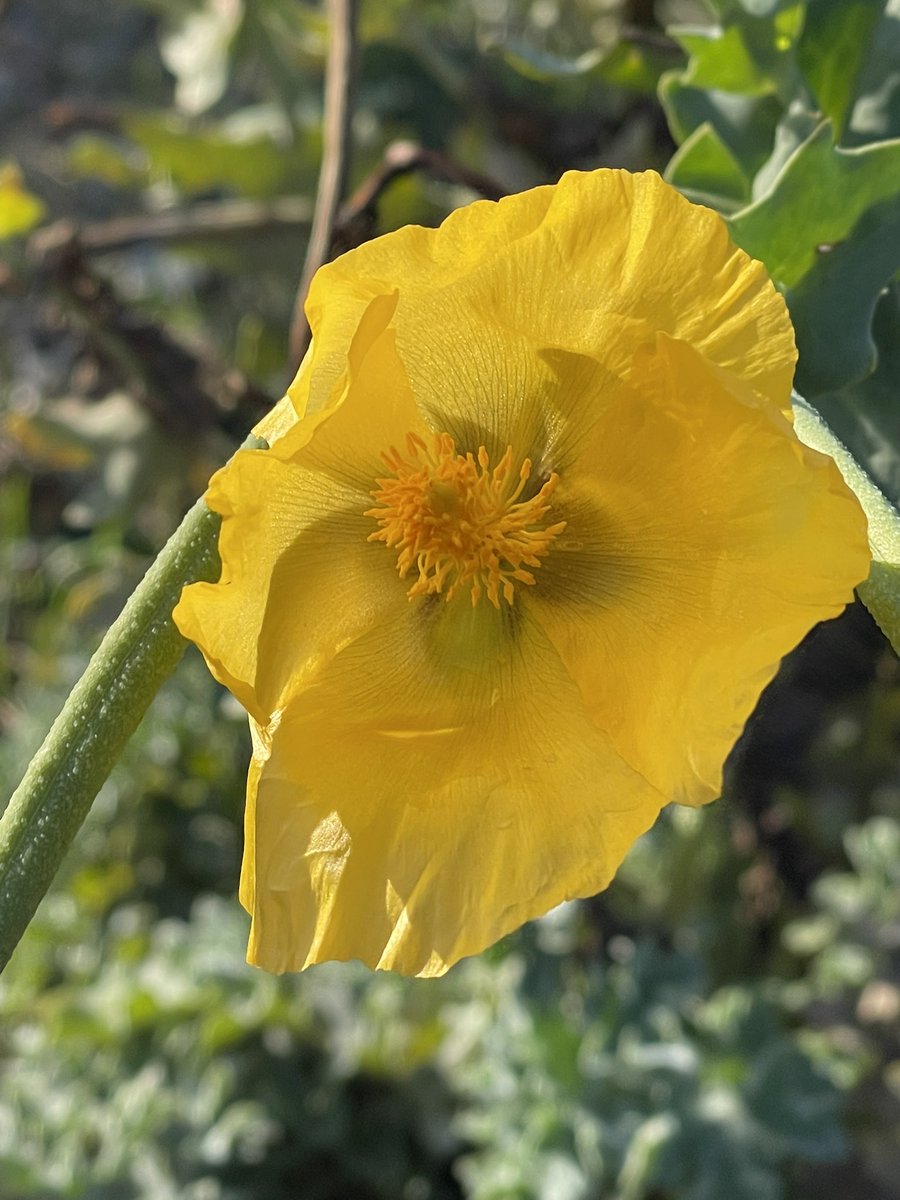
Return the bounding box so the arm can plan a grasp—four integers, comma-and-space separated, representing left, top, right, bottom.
366, 432, 566, 608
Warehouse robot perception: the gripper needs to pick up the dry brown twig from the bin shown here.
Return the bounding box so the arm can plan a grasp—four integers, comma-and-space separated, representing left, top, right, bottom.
335, 140, 505, 254
287, 0, 360, 367
75, 197, 314, 255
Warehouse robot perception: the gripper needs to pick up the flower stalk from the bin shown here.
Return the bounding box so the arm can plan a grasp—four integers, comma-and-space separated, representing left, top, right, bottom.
0, 485, 232, 973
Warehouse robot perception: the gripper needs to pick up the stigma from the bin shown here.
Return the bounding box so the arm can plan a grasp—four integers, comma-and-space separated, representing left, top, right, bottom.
366, 431, 566, 608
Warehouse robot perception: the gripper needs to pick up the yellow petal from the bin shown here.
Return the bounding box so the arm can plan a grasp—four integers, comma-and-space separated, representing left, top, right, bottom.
174, 292, 426, 722
303, 169, 796, 419
252, 393, 300, 444
176, 168, 869, 979
241, 601, 664, 976
532, 334, 870, 807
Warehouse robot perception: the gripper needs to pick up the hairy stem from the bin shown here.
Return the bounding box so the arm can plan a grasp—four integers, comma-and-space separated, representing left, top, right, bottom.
0, 497, 222, 972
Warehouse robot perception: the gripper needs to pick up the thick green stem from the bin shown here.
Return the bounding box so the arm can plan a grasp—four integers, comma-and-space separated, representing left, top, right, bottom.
0, 496, 222, 972
793, 392, 900, 654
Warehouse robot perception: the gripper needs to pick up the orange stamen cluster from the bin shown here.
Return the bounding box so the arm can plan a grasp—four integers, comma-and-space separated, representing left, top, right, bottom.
366, 431, 566, 608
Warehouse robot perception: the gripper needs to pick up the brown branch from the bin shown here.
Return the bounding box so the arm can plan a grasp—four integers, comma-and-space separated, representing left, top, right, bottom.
77, 197, 314, 254
288, 0, 359, 367
283, 137, 506, 357
333, 140, 506, 257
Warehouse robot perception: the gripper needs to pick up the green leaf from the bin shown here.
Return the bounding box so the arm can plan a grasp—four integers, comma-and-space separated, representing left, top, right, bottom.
728, 121, 900, 287
791, 393, 900, 654
659, 5, 804, 172
67, 135, 148, 189
813, 283, 900, 504
788, 194, 900, 395
491, 37, 678, 95
796, 0, 884, 138
674, 25, 769, 95
123, 113, 297, 199
846, 0, 900, 144
749, 100, 821, 198
671, 19, 795, 98
69, 115, 312, 201
665, 121, 751, 210
660, 74, 783, 176
2, 410, 95, 472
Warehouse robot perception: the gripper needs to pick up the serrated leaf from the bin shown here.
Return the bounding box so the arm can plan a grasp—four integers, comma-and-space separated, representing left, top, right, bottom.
788, 194, 900, 396
796, 0, 884, 137
665, 121, 751, 209
671, 19, 794, 97
659, 4, 804, 172
750, 100, 821, 198
728, 121, 900, 287
660, 72, 783, 175
792, 393, 900, 654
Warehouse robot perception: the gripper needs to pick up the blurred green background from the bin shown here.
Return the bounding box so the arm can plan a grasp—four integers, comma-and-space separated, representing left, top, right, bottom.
1, 1, 899, 1197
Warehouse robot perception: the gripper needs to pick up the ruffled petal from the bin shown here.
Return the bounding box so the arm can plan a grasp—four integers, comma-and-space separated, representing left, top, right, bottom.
304, 169, 796, 419
174, 293, 427, 722
241, 601, 665, 976
252, 392, 300, 443
531, 334, 870, 807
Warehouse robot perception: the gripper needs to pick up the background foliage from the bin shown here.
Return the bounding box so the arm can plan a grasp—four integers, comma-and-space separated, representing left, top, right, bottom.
1, 1, 899, 1198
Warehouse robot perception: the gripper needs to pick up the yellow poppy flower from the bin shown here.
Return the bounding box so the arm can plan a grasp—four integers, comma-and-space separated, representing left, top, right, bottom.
174, 169, 870, 978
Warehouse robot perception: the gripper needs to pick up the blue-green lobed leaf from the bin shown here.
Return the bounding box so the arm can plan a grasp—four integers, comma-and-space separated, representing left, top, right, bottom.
728, 121, 900, 287
788, 195, 900, 396
796, 0, 884, 138
665, 121, 751, 210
